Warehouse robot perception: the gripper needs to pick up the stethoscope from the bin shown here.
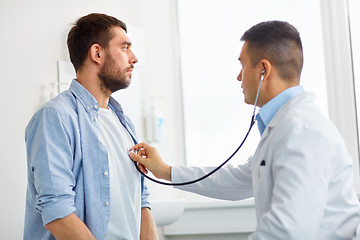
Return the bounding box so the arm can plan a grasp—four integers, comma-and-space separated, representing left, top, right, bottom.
133, 70, 265, 186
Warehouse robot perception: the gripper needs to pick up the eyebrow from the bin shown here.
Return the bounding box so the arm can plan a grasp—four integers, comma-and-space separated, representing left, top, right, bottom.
122, 41, 132, 46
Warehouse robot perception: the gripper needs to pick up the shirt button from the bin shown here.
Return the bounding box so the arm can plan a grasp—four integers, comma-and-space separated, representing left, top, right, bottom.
105, 202, 109, 206
94, 117, 98, 122
94, 105, 98, 109
86, 106, 90, 110
104, 171, 108, 176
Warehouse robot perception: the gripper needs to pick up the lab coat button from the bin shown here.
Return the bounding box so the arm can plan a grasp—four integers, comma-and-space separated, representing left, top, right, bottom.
104, 171, 108, 176
105, 201, 109, 206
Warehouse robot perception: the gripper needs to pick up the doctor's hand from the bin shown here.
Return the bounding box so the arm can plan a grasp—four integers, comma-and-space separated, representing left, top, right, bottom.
129, 142, 172, 181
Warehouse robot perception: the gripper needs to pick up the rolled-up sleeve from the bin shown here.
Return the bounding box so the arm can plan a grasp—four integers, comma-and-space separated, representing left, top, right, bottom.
26, 107, 76, 225
140, 175, 151, 209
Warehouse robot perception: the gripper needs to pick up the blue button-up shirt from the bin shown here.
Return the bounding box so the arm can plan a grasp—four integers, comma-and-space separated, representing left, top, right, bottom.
24, 80, 150, 240
256, 86, 304, 136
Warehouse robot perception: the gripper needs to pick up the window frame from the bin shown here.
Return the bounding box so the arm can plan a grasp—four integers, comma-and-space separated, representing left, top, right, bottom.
320, 0, 360, 194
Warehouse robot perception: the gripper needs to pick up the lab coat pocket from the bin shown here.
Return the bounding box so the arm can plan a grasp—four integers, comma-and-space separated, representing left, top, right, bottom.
258, 161, 271, 196
259, 160, 266, 178
256, 162, 272, 212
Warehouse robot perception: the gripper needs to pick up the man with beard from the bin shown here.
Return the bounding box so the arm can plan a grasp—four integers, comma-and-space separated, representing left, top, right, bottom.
24, 13, 158, 240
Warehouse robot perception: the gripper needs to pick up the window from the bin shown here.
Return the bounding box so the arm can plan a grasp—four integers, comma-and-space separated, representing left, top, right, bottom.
177, 0, 328, 167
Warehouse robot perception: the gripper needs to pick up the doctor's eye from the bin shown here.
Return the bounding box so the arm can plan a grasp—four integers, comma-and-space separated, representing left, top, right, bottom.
239, 63, 244, 70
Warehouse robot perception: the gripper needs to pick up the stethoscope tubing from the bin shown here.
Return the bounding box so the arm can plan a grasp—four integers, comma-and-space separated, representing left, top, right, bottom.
133, 116, 256, 186
133, 74, 264, 186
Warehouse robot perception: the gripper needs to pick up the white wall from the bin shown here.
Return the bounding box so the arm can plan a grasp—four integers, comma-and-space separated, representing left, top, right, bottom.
0, 0, 183, 238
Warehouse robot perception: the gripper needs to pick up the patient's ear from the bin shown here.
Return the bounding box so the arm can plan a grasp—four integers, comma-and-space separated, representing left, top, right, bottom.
89, 43, 103, 65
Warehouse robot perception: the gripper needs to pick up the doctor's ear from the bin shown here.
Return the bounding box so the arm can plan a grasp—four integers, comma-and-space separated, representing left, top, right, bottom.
259, 60, 272, 79
89, 44, 103, 64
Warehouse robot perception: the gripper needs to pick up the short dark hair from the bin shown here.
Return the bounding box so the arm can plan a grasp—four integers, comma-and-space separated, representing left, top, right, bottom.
241, 21, 303, 80
67, 13, 127, 72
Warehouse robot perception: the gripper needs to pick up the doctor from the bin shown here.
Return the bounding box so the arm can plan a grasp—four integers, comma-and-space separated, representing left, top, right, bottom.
130, 21, 360, 239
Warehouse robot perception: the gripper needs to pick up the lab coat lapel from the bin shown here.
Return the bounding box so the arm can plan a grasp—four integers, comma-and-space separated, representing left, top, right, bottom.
253, 122, 274, 165
252, 108, 282, 218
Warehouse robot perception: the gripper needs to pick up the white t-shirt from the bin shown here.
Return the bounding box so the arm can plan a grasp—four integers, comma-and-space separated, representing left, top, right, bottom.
98, 107, 141, 240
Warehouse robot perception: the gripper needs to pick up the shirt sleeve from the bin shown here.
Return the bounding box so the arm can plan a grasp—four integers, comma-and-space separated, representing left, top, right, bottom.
140, 175, 151, 209
172, 157, 254, 200
26, 107, 76, 225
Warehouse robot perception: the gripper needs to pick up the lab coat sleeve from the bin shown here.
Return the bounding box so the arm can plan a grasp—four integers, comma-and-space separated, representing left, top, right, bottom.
172, 157, 253, 200
250, 120, 333, 240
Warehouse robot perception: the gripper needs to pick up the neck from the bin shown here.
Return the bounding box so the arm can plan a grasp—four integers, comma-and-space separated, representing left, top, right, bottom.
76, 70, 111, 109
260, 78, 299, 107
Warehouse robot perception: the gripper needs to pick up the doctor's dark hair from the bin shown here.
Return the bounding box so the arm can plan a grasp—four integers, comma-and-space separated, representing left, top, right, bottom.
241, 21, 303, 81
67, 13, 127, 72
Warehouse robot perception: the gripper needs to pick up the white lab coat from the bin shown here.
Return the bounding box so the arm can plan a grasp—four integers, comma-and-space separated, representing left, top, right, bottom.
172, 92, 360, 239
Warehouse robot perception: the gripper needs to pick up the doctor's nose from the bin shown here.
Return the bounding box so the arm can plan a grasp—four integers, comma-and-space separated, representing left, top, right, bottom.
237, 70, 242, 81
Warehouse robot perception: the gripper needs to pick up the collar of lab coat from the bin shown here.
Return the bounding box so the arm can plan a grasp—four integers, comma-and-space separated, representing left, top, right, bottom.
260, 92, 316, 139
256, 86, 304, 136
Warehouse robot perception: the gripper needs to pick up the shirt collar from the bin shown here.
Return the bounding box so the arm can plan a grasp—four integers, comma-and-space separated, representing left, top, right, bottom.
255, 86, 304, 135
69, 79, 99, 112
68, 79, 127, 124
